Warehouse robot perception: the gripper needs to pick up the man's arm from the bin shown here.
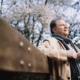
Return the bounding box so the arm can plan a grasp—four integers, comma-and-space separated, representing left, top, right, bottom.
38, 39, 77, 61
38, 40, 68, 61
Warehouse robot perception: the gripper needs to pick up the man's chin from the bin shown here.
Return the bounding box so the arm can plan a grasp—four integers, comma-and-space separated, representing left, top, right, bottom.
64, 33, 69, 37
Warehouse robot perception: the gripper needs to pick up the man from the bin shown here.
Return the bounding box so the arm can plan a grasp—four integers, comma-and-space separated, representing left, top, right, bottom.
38, 18, 80, 80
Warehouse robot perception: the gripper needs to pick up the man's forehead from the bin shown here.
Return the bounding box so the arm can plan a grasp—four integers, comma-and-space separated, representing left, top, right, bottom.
56, 19, 66, 24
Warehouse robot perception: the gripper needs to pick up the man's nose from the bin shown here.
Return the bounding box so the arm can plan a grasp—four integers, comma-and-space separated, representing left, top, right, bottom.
64, 24, 68, 28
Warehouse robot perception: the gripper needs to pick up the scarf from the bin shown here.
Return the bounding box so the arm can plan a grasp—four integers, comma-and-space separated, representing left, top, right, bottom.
52, 33, 78, 52
52, 33, 80, 80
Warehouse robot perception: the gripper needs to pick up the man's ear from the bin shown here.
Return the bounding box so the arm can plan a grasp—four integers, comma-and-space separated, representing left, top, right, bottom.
52, 28, 56, 33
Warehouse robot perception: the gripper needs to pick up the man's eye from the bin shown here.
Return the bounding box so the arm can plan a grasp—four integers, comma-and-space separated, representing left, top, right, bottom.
60, 25, 63, 26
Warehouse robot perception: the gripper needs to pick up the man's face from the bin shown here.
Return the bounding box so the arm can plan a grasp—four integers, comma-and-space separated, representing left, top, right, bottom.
52, 19, 69, 37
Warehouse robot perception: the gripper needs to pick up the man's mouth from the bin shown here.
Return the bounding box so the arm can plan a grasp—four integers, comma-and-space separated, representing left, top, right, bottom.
64, 30, 68, 31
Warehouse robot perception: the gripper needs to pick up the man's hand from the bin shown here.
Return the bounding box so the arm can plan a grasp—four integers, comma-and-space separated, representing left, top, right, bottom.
67, 50, 77, 59
77, 53, 80, 58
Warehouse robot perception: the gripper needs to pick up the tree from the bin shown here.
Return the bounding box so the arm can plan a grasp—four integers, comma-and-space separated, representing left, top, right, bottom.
1, 0, 54, 46
1, 0, 80, 45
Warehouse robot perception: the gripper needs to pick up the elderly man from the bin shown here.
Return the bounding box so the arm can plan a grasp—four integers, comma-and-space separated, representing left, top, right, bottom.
38, 18, 80, 80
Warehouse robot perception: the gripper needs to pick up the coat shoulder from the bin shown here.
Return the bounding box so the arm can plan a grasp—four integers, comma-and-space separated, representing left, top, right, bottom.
44, 37, 58, 43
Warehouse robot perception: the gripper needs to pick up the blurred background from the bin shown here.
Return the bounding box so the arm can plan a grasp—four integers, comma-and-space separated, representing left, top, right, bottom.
0, 0, 80, 46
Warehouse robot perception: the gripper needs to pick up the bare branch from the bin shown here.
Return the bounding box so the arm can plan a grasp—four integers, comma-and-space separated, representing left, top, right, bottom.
36, 27, 44, 46
45, 0, 48, 5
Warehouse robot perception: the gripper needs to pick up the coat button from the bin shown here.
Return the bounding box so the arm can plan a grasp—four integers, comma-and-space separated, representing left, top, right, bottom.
58, 76, 62, 80
63, 61, 66, 64
67, 77, 70, 80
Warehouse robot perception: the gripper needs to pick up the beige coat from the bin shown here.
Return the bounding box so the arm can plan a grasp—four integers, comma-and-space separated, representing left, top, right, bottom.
38, 37, 71, 80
